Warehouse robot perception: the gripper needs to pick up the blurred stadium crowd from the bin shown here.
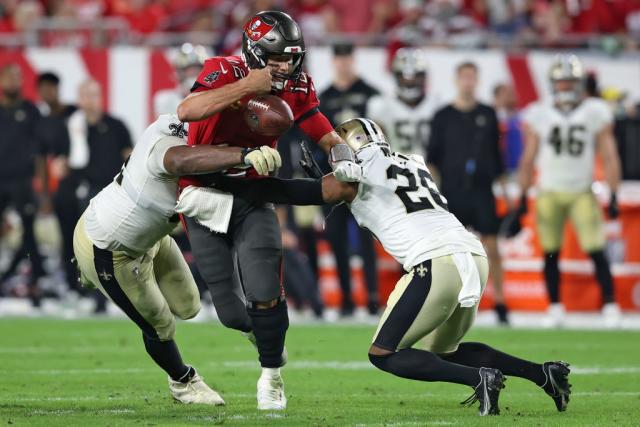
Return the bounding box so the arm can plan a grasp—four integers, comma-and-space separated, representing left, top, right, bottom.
1, 0, 640, 50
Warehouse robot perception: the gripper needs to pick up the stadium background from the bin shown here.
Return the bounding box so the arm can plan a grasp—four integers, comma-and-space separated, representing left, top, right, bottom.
1, 0, 640, 317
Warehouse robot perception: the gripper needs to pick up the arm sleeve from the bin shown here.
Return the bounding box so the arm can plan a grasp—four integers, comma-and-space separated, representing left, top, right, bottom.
200, 175, 324, 206
147, 136, 187, 177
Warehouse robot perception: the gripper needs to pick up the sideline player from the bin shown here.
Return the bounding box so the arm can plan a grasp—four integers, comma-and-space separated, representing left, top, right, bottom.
154, 43, 208, 117
518, 55, 622, 327
72, 114, 281, 404
175, 10, 358, 410
367, 48, 439, 156
208, 118, 572, 416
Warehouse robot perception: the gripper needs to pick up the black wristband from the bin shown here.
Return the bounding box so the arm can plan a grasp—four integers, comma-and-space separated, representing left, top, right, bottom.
240, 147, 257, 165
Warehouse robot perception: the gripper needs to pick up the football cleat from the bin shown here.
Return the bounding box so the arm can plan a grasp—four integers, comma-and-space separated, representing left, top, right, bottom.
257, 371, 287, 410
168, 370, 225, 405
541, 361, 571, 411
602, 303, 622, 329
461, 367, 506, 416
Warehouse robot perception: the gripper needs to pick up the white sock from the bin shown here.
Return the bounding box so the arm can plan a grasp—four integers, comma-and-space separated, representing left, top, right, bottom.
261, 367, 280, 379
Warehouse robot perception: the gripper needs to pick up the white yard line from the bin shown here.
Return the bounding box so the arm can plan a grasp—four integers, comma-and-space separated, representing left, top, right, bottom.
4, 363, 640, 376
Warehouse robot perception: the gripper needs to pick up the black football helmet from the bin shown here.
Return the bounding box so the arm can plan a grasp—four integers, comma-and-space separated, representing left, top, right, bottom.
242, 11, 306, 85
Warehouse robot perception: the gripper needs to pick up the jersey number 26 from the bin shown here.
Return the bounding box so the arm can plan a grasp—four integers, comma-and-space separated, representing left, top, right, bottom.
386, 162, 448, 214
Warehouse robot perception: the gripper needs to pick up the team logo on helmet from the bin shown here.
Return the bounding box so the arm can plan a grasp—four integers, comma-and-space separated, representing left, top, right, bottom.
244, 17, 274, 42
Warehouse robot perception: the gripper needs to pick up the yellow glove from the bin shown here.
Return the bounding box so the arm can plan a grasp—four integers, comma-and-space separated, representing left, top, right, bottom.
242, 146, 282, 176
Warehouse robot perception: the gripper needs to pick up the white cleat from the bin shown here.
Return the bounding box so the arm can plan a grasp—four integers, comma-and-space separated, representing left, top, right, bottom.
602, 303, 622, 329
543, 303, 565, 328
168, 370, 225, 405
257, 369, 287, 410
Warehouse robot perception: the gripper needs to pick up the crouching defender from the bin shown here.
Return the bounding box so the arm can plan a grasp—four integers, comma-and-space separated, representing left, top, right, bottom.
208, 118, 572, 416
73, 114, 281, 404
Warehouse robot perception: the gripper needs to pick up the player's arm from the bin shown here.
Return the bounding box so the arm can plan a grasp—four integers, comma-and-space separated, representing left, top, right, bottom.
596, 124, 621, 193
202, 173, 357, 205
176, 68, 272, 122
596, 124, 622, 218
163, 144, 280, 177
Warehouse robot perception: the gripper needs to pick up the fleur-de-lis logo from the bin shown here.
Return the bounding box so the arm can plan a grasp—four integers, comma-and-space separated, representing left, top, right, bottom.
169, 122, 188, 138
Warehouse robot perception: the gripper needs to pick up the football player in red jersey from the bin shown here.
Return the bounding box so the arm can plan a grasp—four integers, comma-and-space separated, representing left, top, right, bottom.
176, 11, 359, 410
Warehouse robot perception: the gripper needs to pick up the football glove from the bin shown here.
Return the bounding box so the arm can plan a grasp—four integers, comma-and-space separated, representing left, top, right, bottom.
299, 141, 324, 179
333, 161, 362, 182
608, 192, 619, 219
242, 146, 282, 176
499, 194, 528, 238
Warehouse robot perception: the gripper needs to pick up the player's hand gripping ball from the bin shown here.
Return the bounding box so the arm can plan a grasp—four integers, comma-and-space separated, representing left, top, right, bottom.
243, 95, 294, 137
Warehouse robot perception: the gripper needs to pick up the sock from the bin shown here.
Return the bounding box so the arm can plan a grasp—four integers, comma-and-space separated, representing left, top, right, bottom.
142, 334, 191, 382
247, 299, 289, 368
589, 250, 615, 304
543, 252, 560, 303
368, 348, 480, 387
441, 342, 546, 386
261, 367, 281, 379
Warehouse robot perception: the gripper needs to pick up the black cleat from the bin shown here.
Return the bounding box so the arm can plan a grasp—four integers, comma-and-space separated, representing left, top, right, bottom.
541, 361, 571, 411
461, 367, 506, 416
494, 303, 510, 325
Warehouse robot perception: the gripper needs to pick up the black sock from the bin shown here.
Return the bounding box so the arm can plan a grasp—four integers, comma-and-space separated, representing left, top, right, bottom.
247, 299, 289, 368
589, 250, 615, 304
369, 348, 480, 387
142, 334, 192, 382
442, 342, 545, 386
543, 252, 560, 303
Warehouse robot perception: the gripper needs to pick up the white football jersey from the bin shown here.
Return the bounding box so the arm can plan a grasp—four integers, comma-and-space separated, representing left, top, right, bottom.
153, 89, 183, 117
523, 98, 613, 192
84, 114, 189, 254
349, 145, 486, 272
366, 95, 438, 156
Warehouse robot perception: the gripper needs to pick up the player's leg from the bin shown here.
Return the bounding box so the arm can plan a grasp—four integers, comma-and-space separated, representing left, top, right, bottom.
535, 191, 569, 325
183, 216, 252, 333
368, 256, 505, 415
473, 190, 508, 324
570, 191, 619, 324
428, 255, 571, 412
234, 203, 288, 410
72, 216, 223, 405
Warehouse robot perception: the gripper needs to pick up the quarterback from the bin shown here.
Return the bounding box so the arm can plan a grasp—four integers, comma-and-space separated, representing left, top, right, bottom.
518, 55, 622, 326
209, 118, 572, 416
72, 114, 281, 404
175, 10, 358, 410
367, 48, 438, 156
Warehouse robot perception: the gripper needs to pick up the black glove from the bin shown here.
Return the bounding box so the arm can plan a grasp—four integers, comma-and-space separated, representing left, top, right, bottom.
299, 141, 324, 179
608, 192, 619, 219
499, 194, 528, 238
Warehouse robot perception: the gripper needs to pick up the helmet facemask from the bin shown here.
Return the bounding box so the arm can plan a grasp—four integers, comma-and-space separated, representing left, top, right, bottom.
549, 55, 585, 112
242, 11, 306, 91
392, 48, 428, 105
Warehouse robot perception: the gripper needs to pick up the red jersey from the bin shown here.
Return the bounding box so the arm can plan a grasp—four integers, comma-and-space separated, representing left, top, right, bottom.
183, 55, 333, 183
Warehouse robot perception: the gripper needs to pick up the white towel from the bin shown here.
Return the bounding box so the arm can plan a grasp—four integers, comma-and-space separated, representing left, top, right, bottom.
451, 252, 482, 308
175, 185, 234, 234
67, 110, 90, 169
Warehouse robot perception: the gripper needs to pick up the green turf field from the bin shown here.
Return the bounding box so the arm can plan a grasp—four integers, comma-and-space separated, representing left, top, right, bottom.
0, 318, 639, 426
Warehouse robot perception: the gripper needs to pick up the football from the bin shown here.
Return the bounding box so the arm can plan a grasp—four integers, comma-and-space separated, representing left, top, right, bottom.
243, 94, 294, 137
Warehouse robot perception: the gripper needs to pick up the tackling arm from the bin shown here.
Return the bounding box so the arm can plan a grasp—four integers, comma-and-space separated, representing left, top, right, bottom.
203, 173, 358, 205
164, 145, 243, 176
